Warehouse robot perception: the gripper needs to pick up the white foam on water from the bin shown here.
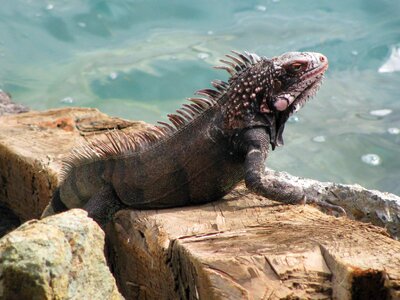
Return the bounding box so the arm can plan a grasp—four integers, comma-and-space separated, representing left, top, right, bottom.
288, 116, 299, 123
255, 5, 266, 11
312, 135, 326, 143
197, 53, 209, 60
361, 154, 381, 166
388, 127, 400, 135
369, 109, 392, 117
60, 97, 75, 104
109, 72, 118, 80
378, 46, 400, 73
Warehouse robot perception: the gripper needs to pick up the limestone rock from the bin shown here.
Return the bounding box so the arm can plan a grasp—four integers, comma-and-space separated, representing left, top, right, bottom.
107, 184, 400, 300
265, 168, 400, 239
0, 209, 124, 300
1, 108, 399, 238
0, 107, 150, 221
0, 91, 29, 116
2, 107, 400, 299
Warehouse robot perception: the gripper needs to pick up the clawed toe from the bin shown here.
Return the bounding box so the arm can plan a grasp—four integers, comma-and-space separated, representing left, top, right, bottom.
302, 196, 346, 217
316, 201, 346, 217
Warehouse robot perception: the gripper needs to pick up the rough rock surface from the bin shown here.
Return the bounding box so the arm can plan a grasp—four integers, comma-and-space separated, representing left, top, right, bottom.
1, 108, 400, 299
0, 91, 26, 237
1, 108, 399, 238
265, 168, 400, 239
0, 91, 29, 116
0, 209, 124, 300
0, 107, 150, 221
107, 185, 400, 300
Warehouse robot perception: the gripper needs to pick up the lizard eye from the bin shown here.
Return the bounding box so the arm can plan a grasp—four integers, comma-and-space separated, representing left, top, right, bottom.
285, 61, 308, 74
291, 63, 303, 72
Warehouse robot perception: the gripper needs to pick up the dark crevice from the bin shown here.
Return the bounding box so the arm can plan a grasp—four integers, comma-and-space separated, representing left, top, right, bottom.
351, 269, 388, 300
167, 239, 182, 294
167, 238, 199, 300
138, 230, 145, 238
103, 232, 133, 298
0, 202, 21, 238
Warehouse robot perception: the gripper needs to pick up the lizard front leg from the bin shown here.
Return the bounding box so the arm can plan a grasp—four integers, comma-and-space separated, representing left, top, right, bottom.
83, 185, 126, 227
241, 127, 345, 215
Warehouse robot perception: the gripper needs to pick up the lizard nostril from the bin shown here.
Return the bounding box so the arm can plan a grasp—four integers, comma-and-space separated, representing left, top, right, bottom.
319, 55, 326, 62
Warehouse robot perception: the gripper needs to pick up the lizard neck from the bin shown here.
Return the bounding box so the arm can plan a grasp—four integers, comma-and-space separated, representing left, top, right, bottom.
217, 59, 287, 149
219, 58, 274, 130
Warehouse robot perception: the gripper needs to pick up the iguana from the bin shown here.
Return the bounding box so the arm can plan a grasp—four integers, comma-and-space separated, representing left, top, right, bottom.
42, 50, 344, 226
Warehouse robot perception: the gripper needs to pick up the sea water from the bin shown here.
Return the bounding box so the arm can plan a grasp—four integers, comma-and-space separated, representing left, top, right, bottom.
0, 0, 399, 195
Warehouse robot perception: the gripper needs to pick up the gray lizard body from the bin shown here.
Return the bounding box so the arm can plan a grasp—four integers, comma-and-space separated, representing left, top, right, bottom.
43, 51, 342, 225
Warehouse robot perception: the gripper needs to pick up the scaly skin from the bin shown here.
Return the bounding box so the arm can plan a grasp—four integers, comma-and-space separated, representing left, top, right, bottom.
42, 51, 343, 226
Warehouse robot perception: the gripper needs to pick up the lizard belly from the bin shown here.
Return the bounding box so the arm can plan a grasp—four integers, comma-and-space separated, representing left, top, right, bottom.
112, 150, 244, 209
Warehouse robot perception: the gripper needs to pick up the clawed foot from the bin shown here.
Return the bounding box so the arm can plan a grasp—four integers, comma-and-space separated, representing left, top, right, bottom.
303, 196, 347, 217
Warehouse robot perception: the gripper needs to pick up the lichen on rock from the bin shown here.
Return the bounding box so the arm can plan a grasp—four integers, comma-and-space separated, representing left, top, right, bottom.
0, 209, 123, 300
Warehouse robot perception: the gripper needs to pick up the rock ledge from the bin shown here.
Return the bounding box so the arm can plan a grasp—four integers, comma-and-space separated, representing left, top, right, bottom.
0, 209, 123, 300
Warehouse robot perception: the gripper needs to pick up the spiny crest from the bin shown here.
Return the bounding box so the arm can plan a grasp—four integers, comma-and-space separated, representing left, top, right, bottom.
61, 50, 261, 178
152, 50, 261, 134
218, 52, 272, 129
60, 128, 165, 179
155, 50, 262, 133
214, 50, 262, 76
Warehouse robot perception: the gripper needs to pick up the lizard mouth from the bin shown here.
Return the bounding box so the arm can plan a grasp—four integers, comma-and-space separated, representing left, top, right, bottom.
289, 62, 328, 113
291, 75, 324, 113
301, 60, 328, 81
272, 61, 328, 112
268, 59, 328, 149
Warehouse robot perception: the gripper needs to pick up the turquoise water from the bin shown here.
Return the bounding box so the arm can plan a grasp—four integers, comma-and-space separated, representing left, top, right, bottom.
0, 0, 399, 194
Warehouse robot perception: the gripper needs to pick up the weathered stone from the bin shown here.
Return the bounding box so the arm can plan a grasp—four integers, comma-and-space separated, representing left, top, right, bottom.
0, 91, 29, 116
265, 168, 400, 239
107, 185, 400, 299
0, 209, 124, 300
0, 107, 150, 221
0, 91, 25, 238
1, 108, 400, 299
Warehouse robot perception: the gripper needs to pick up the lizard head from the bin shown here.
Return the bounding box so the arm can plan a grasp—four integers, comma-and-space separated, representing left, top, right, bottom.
220, 51, 328, 149
268, 52, 328, 114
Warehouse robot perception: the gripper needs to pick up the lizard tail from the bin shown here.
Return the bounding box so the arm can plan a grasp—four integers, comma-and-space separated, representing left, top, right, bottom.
41, 188, 68, 218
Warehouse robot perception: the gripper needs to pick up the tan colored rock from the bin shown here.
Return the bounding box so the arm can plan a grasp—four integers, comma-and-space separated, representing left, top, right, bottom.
1, 108, 400, 299
0, 209, 123, 300
264, 168, 400, 239
107, 184, 400, 300
0, 107, 150, 221
1, 108, 399, 234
